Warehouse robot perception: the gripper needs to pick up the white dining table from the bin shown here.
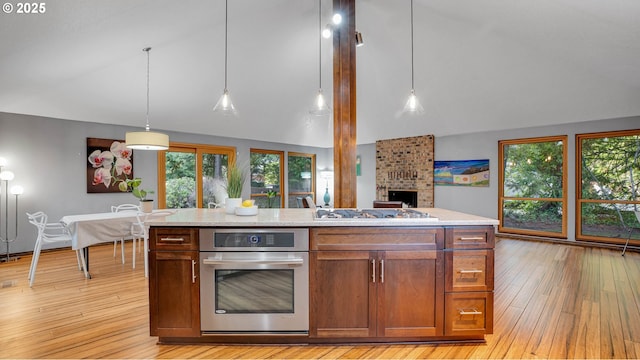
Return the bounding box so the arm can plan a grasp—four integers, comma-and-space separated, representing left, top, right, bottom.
60, 209, 176, 277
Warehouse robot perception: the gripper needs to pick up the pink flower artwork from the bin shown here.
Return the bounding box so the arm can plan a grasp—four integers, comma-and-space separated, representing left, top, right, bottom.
86, 138, 135, 193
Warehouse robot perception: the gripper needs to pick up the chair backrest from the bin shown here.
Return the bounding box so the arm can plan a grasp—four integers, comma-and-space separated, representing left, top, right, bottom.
296, 197, 303, 208
112, 204, 141, 212
26, 211, 47, 232
26, 211, 71, 242
133, 210, 175, 237
302, 196, 316, 209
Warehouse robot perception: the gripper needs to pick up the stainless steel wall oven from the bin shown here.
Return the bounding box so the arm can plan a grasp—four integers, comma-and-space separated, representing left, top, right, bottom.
199, 228, 309, 334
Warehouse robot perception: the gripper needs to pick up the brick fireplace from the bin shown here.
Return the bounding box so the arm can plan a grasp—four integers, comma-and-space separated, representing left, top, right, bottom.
375, 135, 434, 208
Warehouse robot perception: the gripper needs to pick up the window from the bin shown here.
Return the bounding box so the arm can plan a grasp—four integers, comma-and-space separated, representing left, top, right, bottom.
498, 136, 567, 237
157, 143, 235, 209
287, 152, 316, 208
577, 130, 640, 243
250, 149, 284, 208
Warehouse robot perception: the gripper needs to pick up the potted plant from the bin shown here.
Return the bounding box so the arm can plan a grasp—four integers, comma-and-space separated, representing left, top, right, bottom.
223, 165, 246, 214
119, 177, 154, 213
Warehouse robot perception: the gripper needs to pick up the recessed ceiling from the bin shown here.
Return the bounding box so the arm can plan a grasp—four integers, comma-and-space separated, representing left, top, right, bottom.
1, 0, 639, 148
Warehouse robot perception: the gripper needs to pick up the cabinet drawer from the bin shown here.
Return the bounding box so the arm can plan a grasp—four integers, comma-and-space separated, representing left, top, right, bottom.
311, 227, 444, 251
445, 250, 494, 292
445, 227, 495, 249
445, 292, 493, 336
150, 227, 199, 250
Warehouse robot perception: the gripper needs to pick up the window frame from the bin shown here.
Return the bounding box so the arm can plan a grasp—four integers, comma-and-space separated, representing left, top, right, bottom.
498, 135, 568, 238
249, 148, 285, 208
157, 142, 236, 209
287, 152, 316, 208
576, 129, 640, 243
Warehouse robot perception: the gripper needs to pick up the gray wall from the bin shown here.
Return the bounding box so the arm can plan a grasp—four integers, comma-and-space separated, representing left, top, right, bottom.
2, 111, 638, 254
356, 115, 639, 241
0, 112, 330, 254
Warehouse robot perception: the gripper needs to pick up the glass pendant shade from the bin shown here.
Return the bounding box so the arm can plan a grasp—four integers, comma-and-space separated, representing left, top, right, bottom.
125, 130, 169, 150
403, 89, 424, 114
310, 89, 330, 116
213, 89, 236, 115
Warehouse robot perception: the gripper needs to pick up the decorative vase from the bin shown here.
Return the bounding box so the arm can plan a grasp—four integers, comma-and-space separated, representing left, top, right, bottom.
323, 187, 331, 207
225, 198, 242, 214
140, 200, 153, 213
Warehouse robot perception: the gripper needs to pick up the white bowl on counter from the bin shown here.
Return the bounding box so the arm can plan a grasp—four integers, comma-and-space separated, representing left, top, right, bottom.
235, 206, 258, 216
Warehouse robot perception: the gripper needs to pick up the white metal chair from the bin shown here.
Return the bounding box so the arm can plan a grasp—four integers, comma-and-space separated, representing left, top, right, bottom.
131, 210, 175, 277
26, 211, 88, 287
110, 204, 140, 265
622, 211, 640, 256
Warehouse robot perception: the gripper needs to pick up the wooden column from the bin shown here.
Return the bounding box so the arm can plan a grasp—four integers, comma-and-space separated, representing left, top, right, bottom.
332, 0, 357, 208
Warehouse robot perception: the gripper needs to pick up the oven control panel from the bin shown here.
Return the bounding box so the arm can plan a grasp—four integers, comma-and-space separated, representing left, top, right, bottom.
199, 228, 309, 251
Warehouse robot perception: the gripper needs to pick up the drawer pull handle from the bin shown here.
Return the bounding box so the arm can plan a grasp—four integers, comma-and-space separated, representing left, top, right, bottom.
459, 236, 485, 241
380, 259, 384, 283
160, 237, 186, 242
458, 308, 482, 316
459, 269, 483, 274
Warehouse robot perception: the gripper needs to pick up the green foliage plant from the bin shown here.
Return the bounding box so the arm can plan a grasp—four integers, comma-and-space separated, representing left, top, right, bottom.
225, 165, 246, 199
119, 177, 154, 201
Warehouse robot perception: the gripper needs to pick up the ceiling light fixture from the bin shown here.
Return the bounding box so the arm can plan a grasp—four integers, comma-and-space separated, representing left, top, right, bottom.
332, 13, 342, 25
213, 0, 236, 115
321, 13, 343, 39
125, 47, 169, 150
402, 0, 424, 114
322, 24, 333, 39
310, 0, 330, 116
355, 31, 364, 47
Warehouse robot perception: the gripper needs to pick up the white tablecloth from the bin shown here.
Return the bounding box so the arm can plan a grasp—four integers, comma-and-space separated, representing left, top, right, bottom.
61, 210, 174, 250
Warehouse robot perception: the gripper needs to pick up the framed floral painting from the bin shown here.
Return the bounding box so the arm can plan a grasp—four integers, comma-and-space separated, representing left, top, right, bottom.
86, 137, 134, 193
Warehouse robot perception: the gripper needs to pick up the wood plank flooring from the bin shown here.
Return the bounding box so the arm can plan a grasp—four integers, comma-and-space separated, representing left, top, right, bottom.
1, 238, 639, 359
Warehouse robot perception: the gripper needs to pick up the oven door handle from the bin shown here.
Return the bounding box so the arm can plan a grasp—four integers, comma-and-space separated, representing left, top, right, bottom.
202, 258, 304, 266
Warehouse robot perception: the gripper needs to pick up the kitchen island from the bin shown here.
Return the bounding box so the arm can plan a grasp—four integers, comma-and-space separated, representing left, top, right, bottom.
146, 207, 498, 345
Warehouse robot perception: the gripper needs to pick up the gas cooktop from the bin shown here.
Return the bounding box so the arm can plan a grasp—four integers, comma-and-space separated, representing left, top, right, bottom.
314, 208, 436, 220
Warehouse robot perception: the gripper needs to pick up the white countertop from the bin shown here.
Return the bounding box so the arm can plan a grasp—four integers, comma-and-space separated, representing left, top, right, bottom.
146, 208, 499, 227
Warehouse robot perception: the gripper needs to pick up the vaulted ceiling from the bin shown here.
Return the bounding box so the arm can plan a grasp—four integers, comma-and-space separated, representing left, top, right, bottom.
1, 0, 639, 148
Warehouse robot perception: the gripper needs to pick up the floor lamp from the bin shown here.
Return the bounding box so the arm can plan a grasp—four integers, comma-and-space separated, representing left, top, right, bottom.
0, 159, 23, 263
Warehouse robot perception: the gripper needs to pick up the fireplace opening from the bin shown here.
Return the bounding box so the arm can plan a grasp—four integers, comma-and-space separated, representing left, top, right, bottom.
388, 190, 418, 208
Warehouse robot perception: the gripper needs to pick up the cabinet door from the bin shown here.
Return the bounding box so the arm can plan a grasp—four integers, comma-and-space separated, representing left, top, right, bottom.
310, 251, 376, 338
149, 251, 200, 337
377, 250, 444, 337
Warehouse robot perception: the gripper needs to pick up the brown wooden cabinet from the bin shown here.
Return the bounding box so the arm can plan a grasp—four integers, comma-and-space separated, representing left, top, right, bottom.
444, 226, 494, 336
148, 227, 200, 338
309, 227, 445, 340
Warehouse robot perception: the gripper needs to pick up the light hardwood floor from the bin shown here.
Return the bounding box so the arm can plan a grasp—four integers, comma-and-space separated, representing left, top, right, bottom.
1, 238, 639, 359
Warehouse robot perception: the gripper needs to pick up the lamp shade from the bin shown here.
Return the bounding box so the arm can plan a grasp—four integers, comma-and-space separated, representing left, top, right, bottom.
0, 170, 15, 181
125, 131, 169, 150
10, 185, 24, 195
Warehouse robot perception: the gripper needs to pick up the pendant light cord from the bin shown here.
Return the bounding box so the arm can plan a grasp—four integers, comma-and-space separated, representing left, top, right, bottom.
144, 47, 151, 131
224, 0, 228, 91
318, 0, 322, 90
410, 0, 415, 91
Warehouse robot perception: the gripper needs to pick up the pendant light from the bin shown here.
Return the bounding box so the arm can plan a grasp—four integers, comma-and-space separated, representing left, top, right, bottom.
402, 0, 424, 114
125, 47, 169, 150
310, 0, 330, 116
213, 0, 237, 115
